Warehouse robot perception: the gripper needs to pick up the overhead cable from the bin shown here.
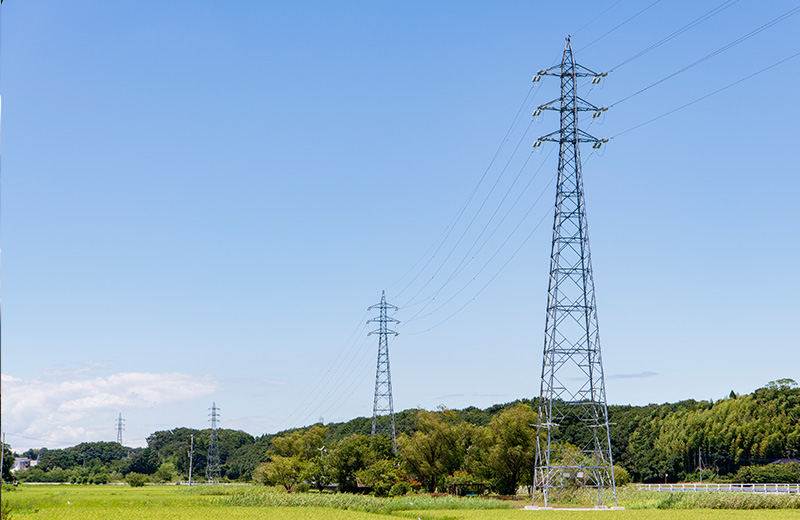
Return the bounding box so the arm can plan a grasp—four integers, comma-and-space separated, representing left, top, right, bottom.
610, 0, 741, 71
578, 0, 664, 52
611, 4, 800, 107
391, 84, 541, 301
613, 50, 800, 138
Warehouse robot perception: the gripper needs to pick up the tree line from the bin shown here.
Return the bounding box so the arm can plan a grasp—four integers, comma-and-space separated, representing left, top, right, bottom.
9, 379, 799, 489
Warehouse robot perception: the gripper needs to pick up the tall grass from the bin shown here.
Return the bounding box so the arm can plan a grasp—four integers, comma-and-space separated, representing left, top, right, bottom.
211, 487, 515, 514
616, 486, 800, 510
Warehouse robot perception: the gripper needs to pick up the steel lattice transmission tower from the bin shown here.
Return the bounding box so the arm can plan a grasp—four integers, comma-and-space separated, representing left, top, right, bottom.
206, 402, 221, 483
115, 413, 125, 445
532, 37, 617, 508
368, 291, 399, 453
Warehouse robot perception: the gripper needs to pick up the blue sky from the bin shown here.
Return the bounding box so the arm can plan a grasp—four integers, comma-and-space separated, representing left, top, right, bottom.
2, 1, 798, 451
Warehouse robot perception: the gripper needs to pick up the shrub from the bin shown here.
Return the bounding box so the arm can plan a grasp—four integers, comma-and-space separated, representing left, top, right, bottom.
613, 465, 632, 486
293, 482, 310, 493
154, 462, 177, 483
389, 481, 411, 496
1, 499, 11, 520
126, 472, 147, 487
732, 463, 800, 484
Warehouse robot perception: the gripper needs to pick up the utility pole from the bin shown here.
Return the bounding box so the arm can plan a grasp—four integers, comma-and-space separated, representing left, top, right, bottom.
368, 291, 399, 453
1, 433, 5, 483
533, 37, 616, 508
206, 403, 221, 483
115, 413, 125, 445
188, 434, 194, 487
699, 447, 703, 484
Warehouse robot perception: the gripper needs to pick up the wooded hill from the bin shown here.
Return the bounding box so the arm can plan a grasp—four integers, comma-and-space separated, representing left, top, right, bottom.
10, 379, 799, 490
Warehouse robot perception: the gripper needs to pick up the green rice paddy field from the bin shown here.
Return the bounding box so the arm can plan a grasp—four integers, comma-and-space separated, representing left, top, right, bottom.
2, 485, 798, 520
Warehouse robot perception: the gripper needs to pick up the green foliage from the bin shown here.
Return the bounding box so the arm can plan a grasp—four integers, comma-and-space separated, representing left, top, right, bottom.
216, 486, 516, 512
36, 441, 129, 472
356, 459, 404, 496
731, 462, 800, 484
2, 443, 13, 482
126, 472, 147, 487
399, 408, 467, 492
614, 464, 632, 486
8, 378, 799, 490
618, 381, 800, 482
468, 403, 537, 494
155, 462, 177, 482
388, 480, 411, 496
293, 482, 310, 493
617, 487, 800, 510
271, 425, 327, 460
327, 435, 374, 493
0, 499, 10, 520
254, 456, 310, 491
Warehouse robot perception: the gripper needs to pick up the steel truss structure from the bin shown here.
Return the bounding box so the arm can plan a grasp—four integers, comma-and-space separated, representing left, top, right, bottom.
533, 37, 617, 507
368, 291, 399, 453
115, 413, 125, 445
206, 402, 221, 482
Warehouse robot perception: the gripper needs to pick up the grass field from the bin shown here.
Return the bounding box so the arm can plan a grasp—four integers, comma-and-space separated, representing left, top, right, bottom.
3, 485, 799, 520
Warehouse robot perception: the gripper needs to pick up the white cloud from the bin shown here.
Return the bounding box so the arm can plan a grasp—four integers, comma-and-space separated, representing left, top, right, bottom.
608, 371, 659, 380
1, 372, 220, 450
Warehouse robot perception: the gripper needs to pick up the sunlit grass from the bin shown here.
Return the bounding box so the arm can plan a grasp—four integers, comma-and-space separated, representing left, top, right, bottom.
5, 484, 799, 520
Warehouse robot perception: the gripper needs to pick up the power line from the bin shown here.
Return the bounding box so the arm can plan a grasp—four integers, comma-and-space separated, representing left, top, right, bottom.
400, 120, 537, 308
288, 334, 374, 428
392, 82, 544, 301
402, 205, 552, 336
401, 163, 557, 327
609, 0, 741, 71
400, 148, 542, 313
612, 50, 800, 138
578, 0, 664, 52
611, 4, 800, 107
276, 313, 370, 429
572, 0, 627, 37
400, 151, 598, 335
301, 335, 375, 426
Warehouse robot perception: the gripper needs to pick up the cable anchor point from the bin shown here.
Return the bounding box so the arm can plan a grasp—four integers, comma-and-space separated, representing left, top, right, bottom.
592, 72, 609, 85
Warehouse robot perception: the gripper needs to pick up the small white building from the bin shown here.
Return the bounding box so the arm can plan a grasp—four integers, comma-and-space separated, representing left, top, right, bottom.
11, 458, 38, 473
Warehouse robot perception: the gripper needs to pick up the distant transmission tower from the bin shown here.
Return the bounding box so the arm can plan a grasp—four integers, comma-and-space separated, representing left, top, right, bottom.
206, 402, 221, 483
532, 37, 617, 508
115, 413, 125, 445
368, 291, 399, 453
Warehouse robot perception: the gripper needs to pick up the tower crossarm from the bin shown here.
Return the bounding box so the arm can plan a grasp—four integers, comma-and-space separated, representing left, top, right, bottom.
368, 328, 399, 336
534, 97, 605, 115
534, 128, 607, 147
367, 316, 400, 325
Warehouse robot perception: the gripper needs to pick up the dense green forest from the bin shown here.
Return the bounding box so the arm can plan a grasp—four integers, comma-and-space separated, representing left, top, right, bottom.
8, 379, 800, 492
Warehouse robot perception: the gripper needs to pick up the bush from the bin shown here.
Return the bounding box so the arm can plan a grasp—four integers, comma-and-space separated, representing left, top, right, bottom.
613, 465, 631, 486
126, 472, 147, 487
389, 481, 411, 496
1, 500, 10, 520
293, 482, 310, 493
154, 462, 176, 483
92, 473, 108, 485
732, 463, 800, 484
